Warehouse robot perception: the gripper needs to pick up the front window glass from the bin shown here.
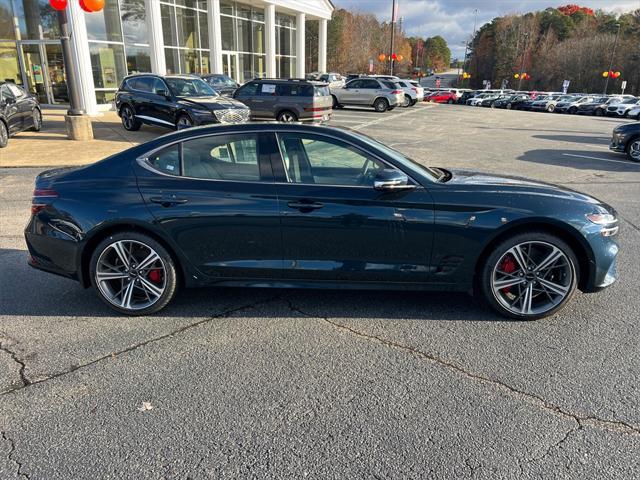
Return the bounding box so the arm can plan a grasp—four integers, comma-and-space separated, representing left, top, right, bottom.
183, 135, 260, 181
165, 77, 215, 96
278, 133, 386, 186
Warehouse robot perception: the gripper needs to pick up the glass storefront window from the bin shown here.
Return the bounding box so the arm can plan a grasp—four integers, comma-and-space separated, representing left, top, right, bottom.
199, 12, 208, 49
221, 15, 235, 51
89, 43, 127, 89
183, 49, 198, 74
176, 7, 198, 49
276, 26, 296, 56
0, 42, 21, 84
237, 18, 251, 53
0, 0, 15, 40
120, 0, 149, 45
95, 91, 116, 104
126, 46, 151, 74
161, 4, 178, 47
85, 0, 123, 42
165, 48, 181, 74
252, 22, 264, 54
14, 0, 60, 40
220, 0, 233, 15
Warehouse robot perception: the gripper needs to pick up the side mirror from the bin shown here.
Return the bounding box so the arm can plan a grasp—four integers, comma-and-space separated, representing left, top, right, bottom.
156, 89, 170, 98
373, 169, 414, 191
4, 96, 16, 105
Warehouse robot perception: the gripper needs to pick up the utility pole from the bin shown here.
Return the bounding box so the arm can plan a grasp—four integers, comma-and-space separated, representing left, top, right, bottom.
604, 23, 621, 95
470, 8, 478, 86
517, 32, 529, 91
389, 0, 397, 75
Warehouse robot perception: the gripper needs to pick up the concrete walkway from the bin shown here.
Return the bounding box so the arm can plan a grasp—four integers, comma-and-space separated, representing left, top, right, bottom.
0, 109, 166, 168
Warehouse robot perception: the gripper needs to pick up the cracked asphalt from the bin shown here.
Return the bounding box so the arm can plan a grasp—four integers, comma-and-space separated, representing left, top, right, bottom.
1, 105, 639, 479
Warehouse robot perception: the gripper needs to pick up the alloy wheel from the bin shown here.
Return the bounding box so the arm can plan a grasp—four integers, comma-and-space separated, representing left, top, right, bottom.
629, 140, 640, 162
279, 112, 297, 122
177, 115, 193, 129
95, 240, 167, 311
32, 110, 42, 130
122, 108, 133, 129
402, 95, 410, 107
0, 121, 7, 147
491, 241, 574, 316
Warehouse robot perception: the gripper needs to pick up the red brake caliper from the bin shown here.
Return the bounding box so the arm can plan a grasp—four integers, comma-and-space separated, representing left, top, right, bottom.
148, 269, 163, 284
499, 256, 517, 293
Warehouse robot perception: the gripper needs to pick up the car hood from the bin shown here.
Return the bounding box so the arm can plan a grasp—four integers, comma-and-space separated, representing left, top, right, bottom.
443, 169, 603, 204
176, 96, 247, 110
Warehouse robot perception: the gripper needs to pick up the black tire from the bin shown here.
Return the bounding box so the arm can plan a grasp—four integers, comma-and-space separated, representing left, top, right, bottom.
0, 121, 7, 148
626, 137, 640, 162
547, 104, 555, 113
30, 108, 42, 131
402, 94, 411, 108
277, 110, 298, 122
373, 98, 389, 112
176, 113, 194, 130
410, 98, 417, 106
447, 99, 454, 104
479, 231, 579, 320
331, 95, 342, 109
89, 232, 178, 315
569, 107, 577, 114
121, 105, 141, 131
506, 103, 512, 110
595, 108, 604, 116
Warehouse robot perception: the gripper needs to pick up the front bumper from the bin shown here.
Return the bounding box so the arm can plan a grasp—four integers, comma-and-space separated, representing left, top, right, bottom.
584, 232, 619, 292
609, 131, 627, 153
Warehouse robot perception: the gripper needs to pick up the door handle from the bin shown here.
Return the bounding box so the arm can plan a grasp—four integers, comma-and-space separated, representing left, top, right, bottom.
149, 196, 188, 207
287, 201, 324, 211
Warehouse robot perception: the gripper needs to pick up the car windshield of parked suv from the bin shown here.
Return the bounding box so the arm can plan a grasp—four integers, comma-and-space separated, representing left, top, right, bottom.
165, 77, 217, 97
206, 75, 237, 88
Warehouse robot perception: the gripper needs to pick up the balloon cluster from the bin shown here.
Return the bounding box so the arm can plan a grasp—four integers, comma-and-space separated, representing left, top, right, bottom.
48, 0, 104, 11
602, 70, 621, 78
378, 53, 404, 62
514, 72, 531, 80
462, 72, 471, 79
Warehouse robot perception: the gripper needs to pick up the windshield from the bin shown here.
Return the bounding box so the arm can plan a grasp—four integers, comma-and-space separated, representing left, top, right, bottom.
558, 95, 574, 101
350, 131, 442, 182
165, 77, 217, 97
207, 75, 236, 88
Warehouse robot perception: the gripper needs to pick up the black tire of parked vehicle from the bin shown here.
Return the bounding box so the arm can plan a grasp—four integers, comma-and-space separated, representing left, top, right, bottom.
595, 108, 604, 116
569, 107, 578, 114
120, 105, 141, 131
410, 98, 417, 106
0, 121, 8, 148
402, 94, 411, 107
331, 95, 342, 109
479, 231, 578, 320
506, 103, 512, 109
447, 99, 454, 104
374, 98, 389, 112
547, 104, 555, 113
31, 109, 42, 132
626, 137, 640, 162
277, 110, 298, 122
176, 114, 193, 130
89, 232, 178, 316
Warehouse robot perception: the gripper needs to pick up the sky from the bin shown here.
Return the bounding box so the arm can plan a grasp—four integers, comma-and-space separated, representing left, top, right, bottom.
332, 0, 640, 59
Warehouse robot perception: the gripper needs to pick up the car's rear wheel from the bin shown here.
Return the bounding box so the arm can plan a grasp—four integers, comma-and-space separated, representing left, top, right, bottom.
176, 114, 193, 130
480, 232, 578, 320
506, 103, 512, 109
331, 95, 342, 109
90, 232, 178, 315
277, 110, 298, 122
626, 137, 640, 162
121, 105, 141, 131
547, 104, 555, 113
569, 106, 577, 114
595, 108, 604, 116
373, 98, 389, 112
30, 109, 42, 131
0, 121, 7, 148
447, 99, 454, 104
402, 94, 411, 107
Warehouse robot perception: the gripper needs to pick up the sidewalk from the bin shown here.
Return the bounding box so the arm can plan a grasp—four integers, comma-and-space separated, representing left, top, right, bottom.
0, 109, 166, 168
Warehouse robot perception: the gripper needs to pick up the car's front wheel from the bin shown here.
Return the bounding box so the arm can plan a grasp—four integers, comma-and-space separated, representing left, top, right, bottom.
90, 232, 178, 315
0, 121, 8, 148
480, 232, 578, 320
547, 104, 555, 113
373, 98, 389, 112
176, 114, 193, 130
627, 137, 640, 162
121, 105, 141, 131
30, 109, 42, 131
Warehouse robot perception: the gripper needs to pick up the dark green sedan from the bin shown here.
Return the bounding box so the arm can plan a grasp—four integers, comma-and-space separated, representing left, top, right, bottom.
25, 124, 619, 320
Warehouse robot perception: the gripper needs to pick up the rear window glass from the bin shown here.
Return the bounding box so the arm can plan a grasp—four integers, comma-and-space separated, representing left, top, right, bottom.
147, 144, 180, 176
276, 84, 314, 96
382, 81, 397, 89
314, 85, 330, 97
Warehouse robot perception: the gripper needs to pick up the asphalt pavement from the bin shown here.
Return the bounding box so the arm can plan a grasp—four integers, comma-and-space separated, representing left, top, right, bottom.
1, 103, 639, 479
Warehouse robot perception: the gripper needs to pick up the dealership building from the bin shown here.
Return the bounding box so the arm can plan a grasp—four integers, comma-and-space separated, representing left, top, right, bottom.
0, 0, 333, 114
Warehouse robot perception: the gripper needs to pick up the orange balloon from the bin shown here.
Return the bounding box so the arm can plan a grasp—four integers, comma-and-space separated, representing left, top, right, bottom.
397, 55, 404, 62
378, 53, 386, 62
83, 0, 105, 11
614, 71, 621, 78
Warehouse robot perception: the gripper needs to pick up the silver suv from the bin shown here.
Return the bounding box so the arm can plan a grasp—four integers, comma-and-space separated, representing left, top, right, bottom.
233, 79, 333, 122
331, 78, 403, 112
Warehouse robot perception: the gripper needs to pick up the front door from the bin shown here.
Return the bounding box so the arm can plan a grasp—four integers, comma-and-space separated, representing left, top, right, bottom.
44, 43, 68, 103
135, 132, 282, 280
270, 131, 435, 283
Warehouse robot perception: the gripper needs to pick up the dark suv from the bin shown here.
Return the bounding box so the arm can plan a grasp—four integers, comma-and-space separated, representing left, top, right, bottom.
200, 73, 239, 97
232, 78, 332, 122
115, 74, 249, 131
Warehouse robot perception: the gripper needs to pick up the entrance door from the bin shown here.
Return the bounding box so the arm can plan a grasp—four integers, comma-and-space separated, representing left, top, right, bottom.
44, 44, 68, 103
222, 53, 239, 82
21, 44, 48, 104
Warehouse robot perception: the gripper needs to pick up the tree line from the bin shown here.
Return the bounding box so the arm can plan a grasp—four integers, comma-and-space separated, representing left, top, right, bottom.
465, 5, 640, 95
305, 8, 451, 76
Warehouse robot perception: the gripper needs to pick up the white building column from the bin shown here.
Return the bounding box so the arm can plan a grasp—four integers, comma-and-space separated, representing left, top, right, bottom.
264, 3, 276, 78
207, 0, 223, 74
145, 0, 166, 74
66, 2, 97, 115
318, 18, 327, 73
295, 13, 305, 78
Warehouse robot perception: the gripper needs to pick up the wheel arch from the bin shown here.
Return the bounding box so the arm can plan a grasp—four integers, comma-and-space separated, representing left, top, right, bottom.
275, 108, 298, 120
79, 222, 187, 289
473, 219, 595, 292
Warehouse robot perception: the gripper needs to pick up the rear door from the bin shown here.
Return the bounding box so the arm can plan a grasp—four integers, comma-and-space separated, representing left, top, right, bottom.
360, 79, 381, 105
269, 131, 435, 283
135, 132, 282, 280
253, 82, 278, 118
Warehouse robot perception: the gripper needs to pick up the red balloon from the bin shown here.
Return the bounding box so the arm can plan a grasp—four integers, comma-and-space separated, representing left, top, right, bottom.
391, 53, 397, 60
84, 0, 105, 11
79, 0, 92, 11
49, 0, 67, 10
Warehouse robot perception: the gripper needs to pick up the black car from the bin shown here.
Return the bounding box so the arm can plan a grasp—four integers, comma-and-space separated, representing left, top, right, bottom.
610, 122, 640, 162
26, 123, 619, 320
457, 91, 477, 105
0, 81, 42, 148
200, 73, 239, 97
115, 74, 249, 131
492, 94, 531, 110
577, 96, 617, 116
481, 95, 506, 107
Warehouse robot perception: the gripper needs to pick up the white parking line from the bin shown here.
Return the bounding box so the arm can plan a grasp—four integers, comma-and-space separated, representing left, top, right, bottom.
330, 119, 364, 124
562, 153, 640, 166
352, 105, 433, 130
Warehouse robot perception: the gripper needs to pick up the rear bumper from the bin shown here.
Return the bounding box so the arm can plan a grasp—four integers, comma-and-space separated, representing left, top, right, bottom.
25, 230, 82, 283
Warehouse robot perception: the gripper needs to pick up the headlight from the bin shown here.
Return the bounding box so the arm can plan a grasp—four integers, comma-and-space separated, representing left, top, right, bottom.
586, 212, 618, 236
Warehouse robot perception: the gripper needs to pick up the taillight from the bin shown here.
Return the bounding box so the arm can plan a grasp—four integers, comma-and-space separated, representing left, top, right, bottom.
411, 87, 417, 92
303, 107, 328, 112
392, 89, 402, 94
31, 189, 58, 215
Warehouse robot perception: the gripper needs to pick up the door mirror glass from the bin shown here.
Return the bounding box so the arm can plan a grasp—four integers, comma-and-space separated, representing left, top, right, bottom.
373, 169, 413, 191
156, 89, 170, 98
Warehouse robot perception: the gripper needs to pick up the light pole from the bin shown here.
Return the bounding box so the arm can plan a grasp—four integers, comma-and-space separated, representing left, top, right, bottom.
517, 33, 529, 91
604, 23, 621, 95
389, 0, 397, 75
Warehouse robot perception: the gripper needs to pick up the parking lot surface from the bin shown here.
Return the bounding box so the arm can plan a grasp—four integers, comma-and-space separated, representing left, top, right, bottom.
1, 104, 639, 479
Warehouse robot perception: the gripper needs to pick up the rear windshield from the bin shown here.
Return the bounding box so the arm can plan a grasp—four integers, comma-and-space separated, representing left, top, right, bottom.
314, 85, 330, 97
382, 81, 397, 89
